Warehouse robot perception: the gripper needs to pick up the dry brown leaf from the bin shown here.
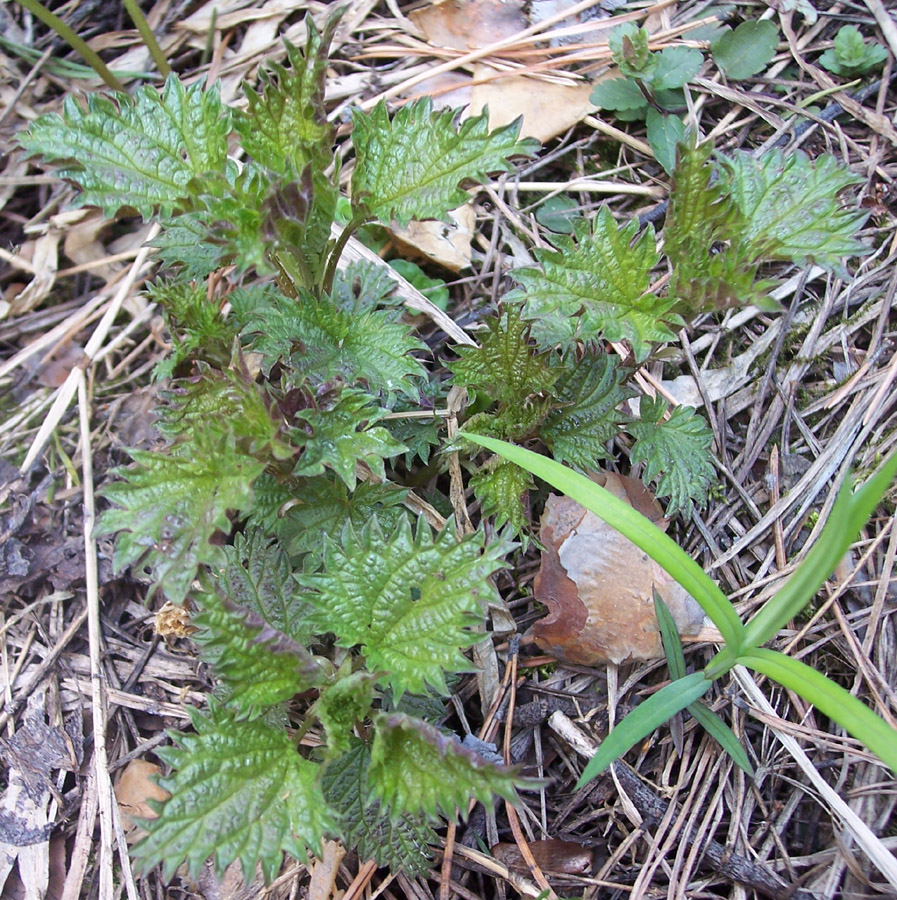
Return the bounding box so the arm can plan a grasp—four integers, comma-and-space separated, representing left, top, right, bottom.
195, 860, 266, 900
6, 228, 60, 318
0, 688, 79, 898
308, 839, 346, 900
389, 203, 475, 271
533, 473, 704, 665
57, 209, 119, 283
469, 66, 596, 143
410, 0, 527, 50
410, 0, 595, 141
155, 601, 197, 640
35, 340, 84, 389
408, 71, 473, 110
0, 156, 28, 215
114, 759, 170, 844
491, 839, 598, 875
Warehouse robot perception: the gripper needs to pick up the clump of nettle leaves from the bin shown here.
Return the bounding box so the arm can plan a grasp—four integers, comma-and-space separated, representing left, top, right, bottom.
19, 11, 868, 884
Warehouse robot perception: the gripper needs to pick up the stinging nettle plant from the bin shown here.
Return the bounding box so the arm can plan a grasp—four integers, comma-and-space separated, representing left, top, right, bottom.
17, 7, 875, 882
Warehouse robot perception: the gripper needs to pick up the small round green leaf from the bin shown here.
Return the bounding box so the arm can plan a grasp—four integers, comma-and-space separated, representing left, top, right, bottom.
652, 47, 704, 91
534, 194, 579, 234
713, 20, 778, 79
646, 109, 686, 175
589, 77, 647, 112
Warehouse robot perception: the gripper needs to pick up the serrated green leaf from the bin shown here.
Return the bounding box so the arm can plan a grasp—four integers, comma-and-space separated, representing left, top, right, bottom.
157, 365, 291, 460
652, 46, 704, 91
646, 109, 686, 175
292, 392, 408, 489
150, 213, 226, 276
186, 162, 271, 273
509, 210, 676, 359
269, 475, 409, 559
384, 405, 443, 466
240, 288, 426, 400
712, 20, 778, 79
193, 588, 324, 718
541, 352, 631, 470
98, 434, 265, 605
664, 139, 765, 315
457, 397, 553, 446
720, 148, 868, 269
370, 712, 520, 820
322, 740, 437, 875
250, 470, 408, 554
833, 25, 873, 66
211, 529, 318, 643
300, 515, 511, 698
577, 672, 712, 785
315, 670, 378, 756
285, 296, 427, 400
146, 280, 238, 379
820, 26, 888, 77
470, 457, 534, 535
333, 259, 402, 312
381, 687, 450, 723
133, 702, 332, 881
19, 75, 230, 219
262, 167, 338, 291
628, 395, 715, 515
233, 15, 338, 175
351, 99, 537, 228
589, 77, 648, 112
449, 308, 559, 404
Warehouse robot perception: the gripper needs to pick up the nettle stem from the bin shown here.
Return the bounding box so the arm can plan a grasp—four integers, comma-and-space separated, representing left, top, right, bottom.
321, 213, 370, 296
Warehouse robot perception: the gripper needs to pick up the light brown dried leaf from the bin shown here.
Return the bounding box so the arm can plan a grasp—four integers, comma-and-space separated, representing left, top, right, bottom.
533, 473, 704, 665
491, 839, 597, 874
410, 0, 527, 50
114, 759, 170, 844
469, 66, 596, 143
389, 203, 475, 271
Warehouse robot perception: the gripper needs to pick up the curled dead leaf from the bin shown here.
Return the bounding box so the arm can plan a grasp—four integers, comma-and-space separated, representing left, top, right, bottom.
533, 473, 704, 665
155, 600, 197, 639
491, 839, 598, 875
389, 203, 475, 271
410, 0, 527, 51
114, 759, 170, 844
469, 67, 596, 144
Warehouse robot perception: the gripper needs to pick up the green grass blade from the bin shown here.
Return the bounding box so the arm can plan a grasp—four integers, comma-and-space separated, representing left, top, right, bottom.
686, 700, 754, 774
15, 0, 124, 90
576, 672, 712, 787
739, 647, 897, 775
744, 451, 897, 649
654, 588, 687, 680
123, 0, 172, 78
464, 435, 744, 648
654, 590, 752, 773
